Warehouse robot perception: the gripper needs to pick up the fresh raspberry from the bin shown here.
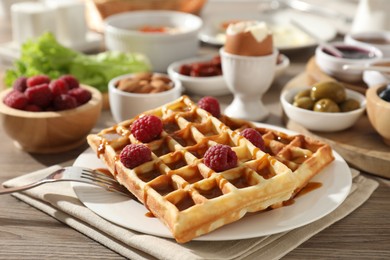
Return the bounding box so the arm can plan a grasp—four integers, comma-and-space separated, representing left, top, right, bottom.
49, 79, 69, 96
120, 144, 152, 169
25, 104, 42, 112
3, 90, 28, 110
68, 87, 92, 105
26, 75, 50, 87
239, 128, 265, 151
53, 94, 77, 111
12, 76, 28, 92
131, 115, 163, 143
59, 75, 79, 89
198, 96, 221, 117
25, 83, 53, 108
204, 144, 238, 172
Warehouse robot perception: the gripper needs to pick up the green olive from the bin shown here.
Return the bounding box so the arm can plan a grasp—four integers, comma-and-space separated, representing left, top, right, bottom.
310, 81, 347, 104
294, 89, 311, 102
293, 97, 315, 110
340, 98, 360, 112
313, 98, 340, 113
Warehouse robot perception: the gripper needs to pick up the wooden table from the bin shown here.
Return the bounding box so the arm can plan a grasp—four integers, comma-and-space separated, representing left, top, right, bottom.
0, 9, 389, 260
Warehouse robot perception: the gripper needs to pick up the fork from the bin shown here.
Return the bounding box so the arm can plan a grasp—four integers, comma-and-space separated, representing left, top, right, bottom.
0, 166, 132, 197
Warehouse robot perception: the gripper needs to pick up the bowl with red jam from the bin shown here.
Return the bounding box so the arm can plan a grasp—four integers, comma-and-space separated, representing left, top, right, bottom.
104, 10, 203, 72
345, 31, 390, 58
167, 55, 231, 96
315, 42, 383, 82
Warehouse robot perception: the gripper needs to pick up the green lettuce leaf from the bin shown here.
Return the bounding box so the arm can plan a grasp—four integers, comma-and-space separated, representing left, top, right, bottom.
4, 32, 150, 92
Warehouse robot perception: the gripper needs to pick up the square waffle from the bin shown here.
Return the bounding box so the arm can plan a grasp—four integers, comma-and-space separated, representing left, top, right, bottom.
87, 96, 334, 243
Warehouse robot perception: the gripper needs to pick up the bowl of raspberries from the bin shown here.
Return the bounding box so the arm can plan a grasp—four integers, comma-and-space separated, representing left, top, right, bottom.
0, 74, 103, 153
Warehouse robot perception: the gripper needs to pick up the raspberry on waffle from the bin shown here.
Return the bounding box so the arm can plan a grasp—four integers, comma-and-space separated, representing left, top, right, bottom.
87, 96, 334, 243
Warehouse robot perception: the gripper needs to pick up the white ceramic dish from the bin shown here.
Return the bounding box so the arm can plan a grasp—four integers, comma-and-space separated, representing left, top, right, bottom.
363, 58, 390, 88
72, 123, 352, 241
104, 10, 202, 72
345, 31, 390, 58
167, 54, 290, 96
315, 42, 383, 83
199, 10, 337, 51
108, 73, 182, 122
275, 53, 290, 78
167, 55, 229, 96
281, 87, 366, 132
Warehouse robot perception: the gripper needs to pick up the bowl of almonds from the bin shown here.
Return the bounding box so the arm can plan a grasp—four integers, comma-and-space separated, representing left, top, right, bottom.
108, 72, 182, 122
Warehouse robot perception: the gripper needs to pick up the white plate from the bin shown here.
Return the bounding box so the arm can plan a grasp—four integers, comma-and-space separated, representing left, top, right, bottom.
167, 54, 290, 96
72, 123, 351, 241
275, 53, 290, 78
199, 10, 337, 51
167, 55, 230, 96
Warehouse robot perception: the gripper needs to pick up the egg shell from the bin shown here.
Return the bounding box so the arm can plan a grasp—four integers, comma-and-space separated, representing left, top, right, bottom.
224, 31, 273, 56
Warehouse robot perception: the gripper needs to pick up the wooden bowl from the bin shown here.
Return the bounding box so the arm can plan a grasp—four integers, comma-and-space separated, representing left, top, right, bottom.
0, 85, 102, 153
366, 84, 390, 146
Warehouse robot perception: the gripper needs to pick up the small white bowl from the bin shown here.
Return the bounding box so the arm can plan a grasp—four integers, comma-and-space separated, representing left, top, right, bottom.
315, 42, 383, 82
167, 55, 230, 96
281, 87, 366, 132
104, 10, 202, 73
167, 53, 289, 96
345, 31, 390, 58
363, 58, 390, 87
275, 53, 290, 78
108, 73, 182, 122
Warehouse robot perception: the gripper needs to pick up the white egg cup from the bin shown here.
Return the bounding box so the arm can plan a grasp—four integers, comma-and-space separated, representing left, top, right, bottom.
220, 48, 277, 121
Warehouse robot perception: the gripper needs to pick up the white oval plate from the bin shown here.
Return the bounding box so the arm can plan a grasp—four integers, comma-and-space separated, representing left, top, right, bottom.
72, 123, 351, 241
199, 10, 337, 51
167, 54, 290, 96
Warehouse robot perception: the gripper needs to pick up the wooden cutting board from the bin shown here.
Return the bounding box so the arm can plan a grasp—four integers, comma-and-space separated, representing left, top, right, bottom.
283, 72, 390, 179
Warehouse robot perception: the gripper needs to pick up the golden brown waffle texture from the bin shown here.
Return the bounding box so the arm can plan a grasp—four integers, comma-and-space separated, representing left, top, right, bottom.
87, 96, 334, 243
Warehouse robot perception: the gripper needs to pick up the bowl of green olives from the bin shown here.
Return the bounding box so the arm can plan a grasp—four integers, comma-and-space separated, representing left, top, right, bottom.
281, 81, 366, 132
315, 42, 383, 83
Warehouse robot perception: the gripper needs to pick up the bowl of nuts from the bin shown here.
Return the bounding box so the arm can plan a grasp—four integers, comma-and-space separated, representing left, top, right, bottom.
108, 72, 182, 122
0, 74, 102, 153
280, 81, 366, 132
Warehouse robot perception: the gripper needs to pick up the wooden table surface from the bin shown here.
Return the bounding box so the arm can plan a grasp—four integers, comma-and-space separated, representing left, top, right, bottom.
0, 5, 389, 259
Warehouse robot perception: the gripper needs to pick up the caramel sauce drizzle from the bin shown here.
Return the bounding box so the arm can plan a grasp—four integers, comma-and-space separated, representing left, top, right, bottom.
145, 211, 155, 218
175, 193, 195, 211
94, 168, 113, 177
283, 182, 323, 206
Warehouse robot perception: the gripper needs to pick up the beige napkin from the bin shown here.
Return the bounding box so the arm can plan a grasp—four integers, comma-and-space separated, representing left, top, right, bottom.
3, 166, 378, 260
